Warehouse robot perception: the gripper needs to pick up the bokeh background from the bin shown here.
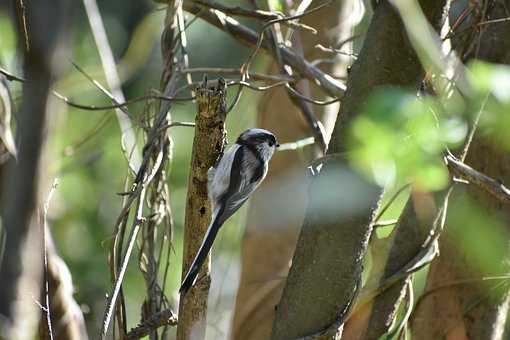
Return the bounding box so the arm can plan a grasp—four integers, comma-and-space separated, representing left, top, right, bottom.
0, 0, 265, 336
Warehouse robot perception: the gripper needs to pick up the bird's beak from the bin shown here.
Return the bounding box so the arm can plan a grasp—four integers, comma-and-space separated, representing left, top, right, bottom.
275, 144, 280, 148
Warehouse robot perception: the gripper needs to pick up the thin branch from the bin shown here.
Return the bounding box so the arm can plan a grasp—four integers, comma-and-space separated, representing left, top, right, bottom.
0, 66, 25, 82
285, 84, 341, 105
100, 188, 147, 339
177, 5, 194, 96
373, 219, 399, 228
277, 137, 315, 151
180, 67, 296, 82
158, 121, 195, 131
477, 16, 510, 26
53, 91, 195, 111
82, 0, 141, 174
445, 154, 510, 205
315, 44, 358, 59
266, 19, 327, 151
42, 179, 59, 340
182, 2, 346, 98
411, 275, 510, 322
240, 1, 333, 79
191, 0, 317, 32
125, 309, 178, 340
374, 183, 411, 223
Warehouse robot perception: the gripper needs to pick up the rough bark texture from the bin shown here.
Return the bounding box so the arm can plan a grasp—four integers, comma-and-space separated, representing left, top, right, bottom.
271, 1, 449, 339
343, 2, 451, 334
177, 81, 227, 340
344, 191, 444, 340
230, 1, 349, 338
411, 1, 510, 338
0, 1, 66, 337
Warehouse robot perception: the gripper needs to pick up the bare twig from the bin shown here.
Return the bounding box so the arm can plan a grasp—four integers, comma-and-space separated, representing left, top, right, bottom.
182, 2, 346, 98
41, 180, 59, 340
277, 137, 315, 151
285, 84, 341, 106
191, 0, 316, 32
315, 44, 358, 59
101, 188, 148, 339
177, 5, 194, 97
125, 309, 178, 340
445, 154, 510, 205
0, 66, 25, 82
53, 91, 195, 111
373, 219, 399, 228
180, 67, 296, 82
240, 1, 333, 78
374, 183, 411, 223
82, 0, 142, 174
266, 17, 327, 152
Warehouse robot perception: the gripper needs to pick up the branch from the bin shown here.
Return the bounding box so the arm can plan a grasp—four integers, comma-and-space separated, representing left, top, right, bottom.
125, 309, 177, 340
0, 66, 25, 82
180, 67, 296, 82
190, 0, 316, 32
271, 0, 450, 338
182, 2, 345, 98
82, 0, 142, 174
445, 154, 510, 205
176, 79, 227, 340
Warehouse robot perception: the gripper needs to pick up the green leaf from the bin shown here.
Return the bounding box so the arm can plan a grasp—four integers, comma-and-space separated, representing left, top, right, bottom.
348, 88, 461, 191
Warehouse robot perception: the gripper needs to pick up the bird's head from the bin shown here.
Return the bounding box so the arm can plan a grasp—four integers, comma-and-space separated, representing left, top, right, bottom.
236, 128, 279, 160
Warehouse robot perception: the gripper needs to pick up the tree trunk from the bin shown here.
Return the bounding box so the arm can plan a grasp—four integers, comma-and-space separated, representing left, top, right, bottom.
177, 80, 227, 340
271, 1, 449, 339
231, 1, 353, 338
411, 1, 510, 338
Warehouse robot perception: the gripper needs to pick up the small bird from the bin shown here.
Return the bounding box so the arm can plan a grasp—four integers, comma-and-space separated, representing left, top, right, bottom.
179, 128, 279, 295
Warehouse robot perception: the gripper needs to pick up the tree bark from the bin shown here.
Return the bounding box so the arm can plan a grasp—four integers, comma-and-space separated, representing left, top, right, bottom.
0, 1, 66, 338
411, 1, 510, 338
271, 1, 449, 339
231, 1, 351, 338
177, 80, 227, 340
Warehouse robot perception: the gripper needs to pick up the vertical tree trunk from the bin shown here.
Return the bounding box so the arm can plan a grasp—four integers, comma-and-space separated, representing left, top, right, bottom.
411, 1, 510, 338
0, 0, 66, 338
271, 1, 449, 339
231, 1, 352, 338
177, 80, 227, 340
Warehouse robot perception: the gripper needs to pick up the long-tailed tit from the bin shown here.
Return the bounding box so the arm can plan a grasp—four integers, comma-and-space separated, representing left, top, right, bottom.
179, 128, 279, 295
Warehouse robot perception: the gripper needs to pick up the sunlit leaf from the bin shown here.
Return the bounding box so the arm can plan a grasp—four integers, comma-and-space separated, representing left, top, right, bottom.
468, 61, 510, 150
348, 88, 461, 191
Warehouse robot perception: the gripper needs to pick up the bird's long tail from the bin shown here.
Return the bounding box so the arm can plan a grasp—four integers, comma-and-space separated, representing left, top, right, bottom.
179, 212, 222, 296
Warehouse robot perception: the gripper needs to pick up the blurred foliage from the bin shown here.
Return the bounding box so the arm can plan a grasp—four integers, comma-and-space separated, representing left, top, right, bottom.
0, 0, 264, 334
349, 60, 510, 192
348, 88, 466, 191
468, 61, 510, 150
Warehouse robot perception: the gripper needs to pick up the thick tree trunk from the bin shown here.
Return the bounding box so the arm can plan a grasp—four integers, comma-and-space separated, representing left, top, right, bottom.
271, 1, 449, 339
231, 1, 351, 339
411, 1, 510, 338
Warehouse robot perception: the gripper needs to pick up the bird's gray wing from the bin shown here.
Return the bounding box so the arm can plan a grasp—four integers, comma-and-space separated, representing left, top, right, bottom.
215, 146, 264, 226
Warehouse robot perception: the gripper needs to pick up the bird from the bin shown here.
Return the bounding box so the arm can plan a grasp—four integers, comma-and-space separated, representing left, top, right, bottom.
179, 128, 279, 296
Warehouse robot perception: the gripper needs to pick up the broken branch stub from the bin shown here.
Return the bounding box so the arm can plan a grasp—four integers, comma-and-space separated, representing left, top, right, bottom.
176, 78, 227, 340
